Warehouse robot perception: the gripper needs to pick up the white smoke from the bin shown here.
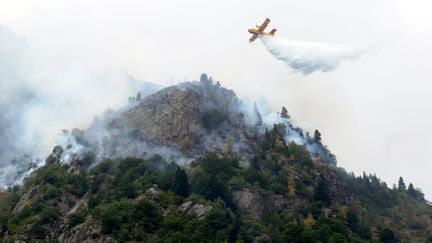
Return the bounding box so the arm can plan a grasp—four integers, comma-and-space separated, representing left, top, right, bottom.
0, 26, 160, 186
260, 35, 368, 74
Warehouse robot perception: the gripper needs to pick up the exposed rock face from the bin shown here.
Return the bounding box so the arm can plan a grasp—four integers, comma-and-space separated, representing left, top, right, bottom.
120, 85, 204, 146
189, 204, 213, 219
145, 187, 160, 200
68, 193, 88, 215
13, 186, 39, 212
178, 201, 213, 219
233, 188, 290, 219
233, 189, 265, 219
319, 166, 353, 205
253, 234, 272, 243
271, 194, 287, 209
59, 218, 115, 243
178, 200, 194, 214
79, 74, 261, 162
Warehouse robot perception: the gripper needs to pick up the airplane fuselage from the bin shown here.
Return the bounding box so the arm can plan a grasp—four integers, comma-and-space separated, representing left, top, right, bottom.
248, 28, 275, 36
248, 18, 277, 42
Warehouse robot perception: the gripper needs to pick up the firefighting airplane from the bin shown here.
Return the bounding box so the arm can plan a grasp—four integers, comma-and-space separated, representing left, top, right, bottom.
248, 18, 277, 43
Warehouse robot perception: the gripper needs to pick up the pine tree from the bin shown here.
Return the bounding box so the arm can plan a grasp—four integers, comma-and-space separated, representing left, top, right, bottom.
313, 129, 322, 143
262, 129, 272, 151
172, 167, 191, 197
281, 106, 290, 119
136, 92, 142, 101
407, 183, 424, 200
407, 183, 416, 198
398, 177, 406, 191
314, 174, 331, 205
346, 209, 359, 232
379, 228, 398, 243
363, 172, 371, 189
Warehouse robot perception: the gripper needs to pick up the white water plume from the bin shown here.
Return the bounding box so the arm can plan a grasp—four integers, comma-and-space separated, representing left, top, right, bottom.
260, 35, 369, 74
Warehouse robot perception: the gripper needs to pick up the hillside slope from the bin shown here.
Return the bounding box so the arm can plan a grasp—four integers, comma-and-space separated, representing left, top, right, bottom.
1, 74, 431, 243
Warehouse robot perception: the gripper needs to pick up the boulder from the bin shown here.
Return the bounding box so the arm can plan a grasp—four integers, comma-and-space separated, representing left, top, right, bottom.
233, 189, 264, 219
177, 201, 212, 219
188, 204, 213, 219
253, 234, 272, 243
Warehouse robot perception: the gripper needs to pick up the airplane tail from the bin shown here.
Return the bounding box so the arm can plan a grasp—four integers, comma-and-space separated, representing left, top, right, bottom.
270, 28, 277, 35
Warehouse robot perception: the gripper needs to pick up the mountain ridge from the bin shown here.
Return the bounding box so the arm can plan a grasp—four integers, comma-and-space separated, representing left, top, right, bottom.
0, 74, 431, 242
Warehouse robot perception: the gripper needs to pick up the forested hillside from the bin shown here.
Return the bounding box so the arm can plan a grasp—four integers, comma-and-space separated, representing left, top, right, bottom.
1, 75, 431, 242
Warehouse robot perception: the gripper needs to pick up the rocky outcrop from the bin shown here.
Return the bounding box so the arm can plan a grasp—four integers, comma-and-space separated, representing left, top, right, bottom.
59, 218, 115, 243
80, 74, 261, 162
189, 204, 213, 219
318, 166, 353, 205
254, 234, 272, 243
233, 189, 265, 219
233, 188, 290, 219
13, 186, 39, 213
145, 187, 160, 200
120, 85, 204, 146
178, 201, 213, 219
68, 193, 88, 215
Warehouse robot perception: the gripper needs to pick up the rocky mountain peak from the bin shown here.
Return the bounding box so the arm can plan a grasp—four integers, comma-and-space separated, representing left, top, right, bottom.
72, 74, 261, 164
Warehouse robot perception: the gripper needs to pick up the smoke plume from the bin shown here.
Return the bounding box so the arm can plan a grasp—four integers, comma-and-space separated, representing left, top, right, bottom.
0, 26, 160, 186
260, 35, 368, 74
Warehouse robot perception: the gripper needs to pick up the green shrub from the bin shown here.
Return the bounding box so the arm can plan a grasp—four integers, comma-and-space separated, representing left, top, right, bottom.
39, 208, 59, 224
66, 173, 88, 197
68, 210, 87, 228
28, 220, 47, 239
43, 185, 61, 200
0, 192, 20, 225
134, 198, 162, 233
172, 166, 191, 197
10, 205, 32, 225
379, 227, 398, 243
202, 108, 228, 129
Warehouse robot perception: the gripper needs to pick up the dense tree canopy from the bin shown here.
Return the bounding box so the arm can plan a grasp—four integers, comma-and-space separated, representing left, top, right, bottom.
0, 121, 429, 242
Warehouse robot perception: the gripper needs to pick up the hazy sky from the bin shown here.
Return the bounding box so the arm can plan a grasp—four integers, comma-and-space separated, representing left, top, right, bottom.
1, 0, 431, 198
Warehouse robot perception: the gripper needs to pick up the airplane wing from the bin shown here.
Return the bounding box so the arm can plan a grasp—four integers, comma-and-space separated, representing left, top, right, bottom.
249, 34, 258, 43
257, 18, 270, 33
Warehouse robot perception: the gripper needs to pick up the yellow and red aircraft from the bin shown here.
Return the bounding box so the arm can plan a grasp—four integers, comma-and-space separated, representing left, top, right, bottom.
248, 18, 277, 43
